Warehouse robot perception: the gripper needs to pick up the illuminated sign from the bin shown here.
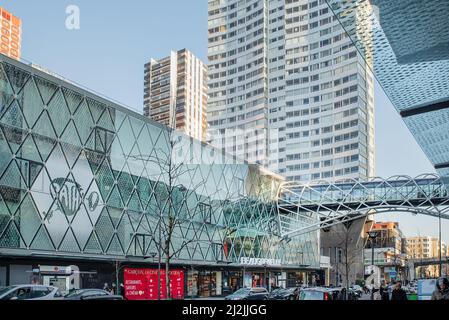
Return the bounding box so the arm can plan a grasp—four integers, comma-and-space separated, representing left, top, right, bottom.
240, 257, 282, 266
124, 268, 185, 300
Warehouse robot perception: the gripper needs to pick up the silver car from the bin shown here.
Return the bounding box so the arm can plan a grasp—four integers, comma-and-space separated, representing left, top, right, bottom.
0, 285, 63, 300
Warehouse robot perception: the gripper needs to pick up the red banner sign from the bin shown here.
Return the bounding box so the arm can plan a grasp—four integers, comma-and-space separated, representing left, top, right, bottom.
124, 268, 184, 300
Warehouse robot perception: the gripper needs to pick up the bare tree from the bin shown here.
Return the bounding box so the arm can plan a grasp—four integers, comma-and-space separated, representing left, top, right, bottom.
129, 124, 226, 299
129, 128, 200, 299
334, 219, 365, 294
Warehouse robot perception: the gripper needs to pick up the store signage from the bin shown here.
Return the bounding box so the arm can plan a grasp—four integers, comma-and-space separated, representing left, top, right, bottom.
240, 257, 282, 266
418, 279, 437, 300
124, 268, 184, 300
30, 149, 103, 248
384, 267, 396, 273
49, 178, 100, 219
38, 265, 72, 274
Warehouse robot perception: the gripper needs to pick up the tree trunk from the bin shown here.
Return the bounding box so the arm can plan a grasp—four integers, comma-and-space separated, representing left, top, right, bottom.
165, 243, 171, 300
165, 260, 170, 300
345, 234, 350, 293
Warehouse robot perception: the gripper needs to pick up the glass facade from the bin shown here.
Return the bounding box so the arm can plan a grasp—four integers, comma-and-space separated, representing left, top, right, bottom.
324, 0, 449, 180
0, 55, 319, 269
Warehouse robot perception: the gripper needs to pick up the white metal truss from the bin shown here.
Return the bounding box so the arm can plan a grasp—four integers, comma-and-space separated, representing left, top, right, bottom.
277, 174, 449, 238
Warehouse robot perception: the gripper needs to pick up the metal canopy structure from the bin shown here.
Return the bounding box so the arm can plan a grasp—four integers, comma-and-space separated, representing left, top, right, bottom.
277, 174, 449, 237
324, 0, 449, 180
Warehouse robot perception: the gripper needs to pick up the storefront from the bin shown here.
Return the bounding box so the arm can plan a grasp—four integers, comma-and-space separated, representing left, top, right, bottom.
287, 271, 308, 288
221, 271, 241, 295
0, 258, 116, 294
186, 270, 241, 298
197, 271, 220, 297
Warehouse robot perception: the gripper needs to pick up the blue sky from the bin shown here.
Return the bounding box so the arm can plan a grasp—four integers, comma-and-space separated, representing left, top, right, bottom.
2, 0, 447, 242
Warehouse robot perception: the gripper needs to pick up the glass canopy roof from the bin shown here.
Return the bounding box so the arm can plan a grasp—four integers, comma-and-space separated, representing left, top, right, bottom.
325, 0, 449, 178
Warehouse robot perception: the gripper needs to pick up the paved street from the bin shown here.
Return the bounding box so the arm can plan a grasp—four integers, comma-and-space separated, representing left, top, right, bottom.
359, 294, 371, 300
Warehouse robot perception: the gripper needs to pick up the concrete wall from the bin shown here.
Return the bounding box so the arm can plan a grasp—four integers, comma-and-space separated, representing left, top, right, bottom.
9, 265, 32, 285
320, 217, 369, 287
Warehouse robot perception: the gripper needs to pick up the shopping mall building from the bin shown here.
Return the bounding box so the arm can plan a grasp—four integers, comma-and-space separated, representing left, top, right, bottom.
0, 55, 323, 298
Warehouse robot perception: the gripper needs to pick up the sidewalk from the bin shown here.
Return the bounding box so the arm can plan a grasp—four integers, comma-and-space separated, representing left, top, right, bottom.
185, 297, 225, 301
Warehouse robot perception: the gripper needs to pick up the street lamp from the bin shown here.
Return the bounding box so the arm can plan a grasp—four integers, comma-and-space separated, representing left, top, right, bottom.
367, 231, 379, 300
386, 249, 402, 282
263, 264, 268, 289
438, 210, 443, 278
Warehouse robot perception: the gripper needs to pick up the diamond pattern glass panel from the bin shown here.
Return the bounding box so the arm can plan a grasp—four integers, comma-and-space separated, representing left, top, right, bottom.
0, 56, 320, 269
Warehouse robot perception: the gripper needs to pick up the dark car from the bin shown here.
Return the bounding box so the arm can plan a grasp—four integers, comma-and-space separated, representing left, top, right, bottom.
64, 289, 112, 300
82, 295, 124, 301
299, 287, 356, 300
267, 287, 299, 300
225, 287, 269, 301
325, 287, 359, 300
347, 288, 360, 300
349, 285, 363, 299
299, 287, 336, 300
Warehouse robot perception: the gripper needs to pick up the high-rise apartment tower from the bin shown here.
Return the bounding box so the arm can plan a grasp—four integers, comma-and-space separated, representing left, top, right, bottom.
207, 0, 375, 181
144, 49, 208, 141
0, 7, 21, 60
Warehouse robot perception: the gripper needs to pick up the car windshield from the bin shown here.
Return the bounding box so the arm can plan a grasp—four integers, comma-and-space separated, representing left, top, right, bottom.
300, 290, 324, 300
233, 288, 250, 295
252, 288, 267, 293
0, 286, 15, 296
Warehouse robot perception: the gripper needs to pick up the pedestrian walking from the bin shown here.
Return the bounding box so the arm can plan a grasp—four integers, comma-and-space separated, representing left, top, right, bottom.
390, 281, 407, 301
373, 288, 382, 300
363, 285, 369, 294
111, 283, 117, 295
379, 281, 389, 301
431, 278, 449, 300
120, 283, 126, 299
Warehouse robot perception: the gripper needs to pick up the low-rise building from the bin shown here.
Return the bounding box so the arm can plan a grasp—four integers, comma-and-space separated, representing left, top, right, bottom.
364, 222, 407, 282
407, 236, 447, 278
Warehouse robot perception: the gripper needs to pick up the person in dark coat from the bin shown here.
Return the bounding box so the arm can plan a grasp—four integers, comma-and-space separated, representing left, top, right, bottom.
120, 283, 126, 299
379, 281, 389, 301
390, 281, 407, 301
431, 278, 449, 300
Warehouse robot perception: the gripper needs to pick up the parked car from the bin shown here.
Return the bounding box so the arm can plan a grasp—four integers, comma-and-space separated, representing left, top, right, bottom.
64, 289, 112, 300
299, 287, 334, 300
299, 287, 354, 301
327, 287, 349, 300
346, 288, 360, 300
0, 285, 63, 300
350, 285, 363, 297
224, 287, 269, 300
81, 295, 124, 301
267, 287, 299, 300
